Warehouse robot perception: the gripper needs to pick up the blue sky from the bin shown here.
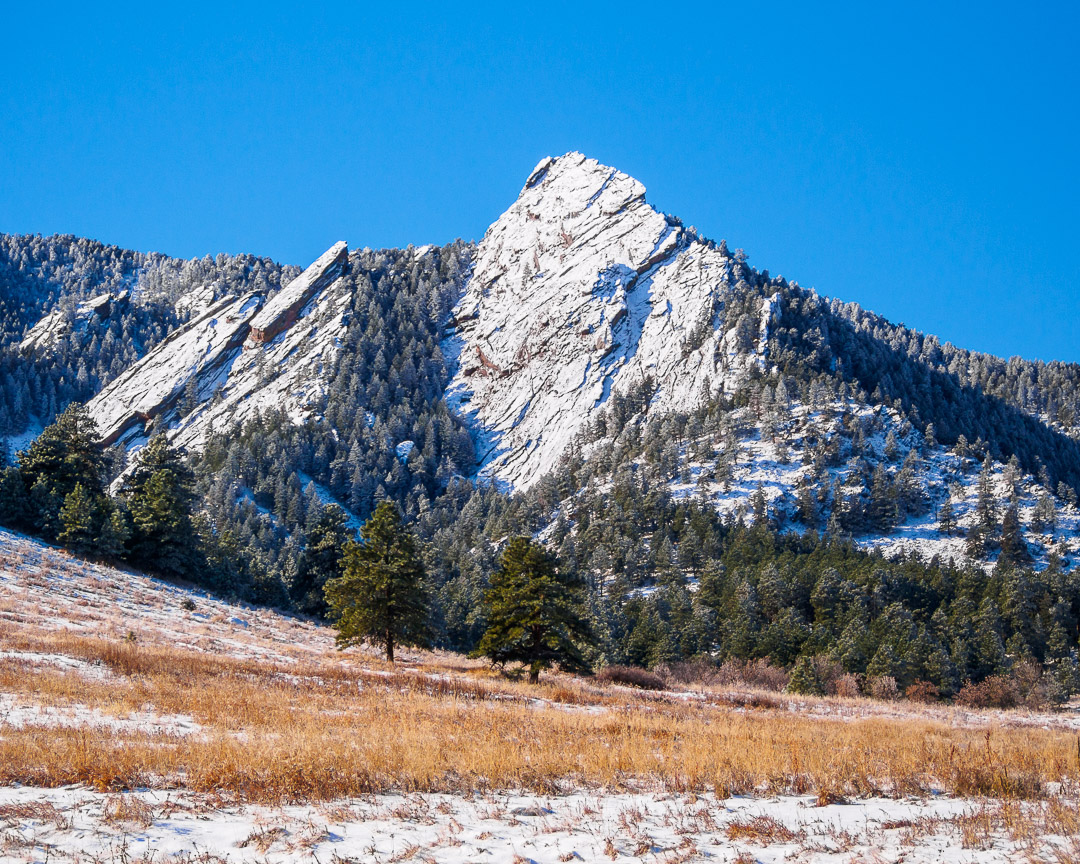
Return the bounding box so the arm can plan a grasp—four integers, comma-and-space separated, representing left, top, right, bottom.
1, 2, 1077, 362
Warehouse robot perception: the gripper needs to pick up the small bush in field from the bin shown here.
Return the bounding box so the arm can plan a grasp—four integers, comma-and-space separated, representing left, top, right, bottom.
595, 665, 666, 690
181, 597, 197, 612
717, 658, 790, 692
868, 675, 899, 701
656, 658, 720, 686
834, 673, 862, 699
811, 656, 845, 695
956, 676, 1019, 709
905, 680, 940, 704
1010, 660, 1056, 709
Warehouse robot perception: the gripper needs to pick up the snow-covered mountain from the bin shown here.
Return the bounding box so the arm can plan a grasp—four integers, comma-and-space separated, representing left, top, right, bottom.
87, 242, 352, 452
445, 152, 778, 489
49, 152, 1080, 570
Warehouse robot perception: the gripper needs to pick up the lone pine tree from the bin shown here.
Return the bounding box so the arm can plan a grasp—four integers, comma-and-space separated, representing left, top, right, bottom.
323, 500, 430, 662
474, 536, 592, 684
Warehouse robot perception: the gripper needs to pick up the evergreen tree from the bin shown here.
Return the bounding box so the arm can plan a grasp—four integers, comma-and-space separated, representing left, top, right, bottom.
936, 498, 955, 536
17, 403, 105, 539
97, 499, 131, 559
324, 501, 430, 662
474, 536, 592, 683
0, 467, 28, 528
998, 502, 1031, 569
786, 655, 825, 695
123, 436, 198, 578
868, 464, 896, 531
291, 504, 352, 616
57, 482, 98, 554
975, 457, 998, 533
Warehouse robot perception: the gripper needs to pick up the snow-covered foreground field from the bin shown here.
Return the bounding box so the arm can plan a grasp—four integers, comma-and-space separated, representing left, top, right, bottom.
0, 786, 1075, 863
0, 528, 1078, 862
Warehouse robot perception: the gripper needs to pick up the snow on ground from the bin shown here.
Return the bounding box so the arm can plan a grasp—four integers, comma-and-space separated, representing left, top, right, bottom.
0, 691, 201, 736
0, 786, 1071, 864
1, 528, 1077, 861
0, 527, 332, 665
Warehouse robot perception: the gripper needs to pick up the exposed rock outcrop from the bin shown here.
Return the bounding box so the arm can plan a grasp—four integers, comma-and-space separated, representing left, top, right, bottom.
444, 152, 773, 490
247, 241, 347, 344
20, 290, 130, 352
88, 242, 350, 451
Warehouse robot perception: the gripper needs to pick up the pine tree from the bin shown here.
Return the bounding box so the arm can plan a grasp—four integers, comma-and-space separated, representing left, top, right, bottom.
0, 467, 28, 528
936, 498, 955, 536
998, 502, 1031, 569
751, 483, 768, 526
17, 403, 105, 539
324, 501, 430, 662
473, 537, 592, 683
57, 482, 98, 554
291, 504, 352, 616
796, 477, 818, 527
1031, 493, 1056, 534
786, 655, 825, 695
123, 436, 197, 578
868, 464, 896, 531
97, 500, 131, 559
975, 457, 998, 532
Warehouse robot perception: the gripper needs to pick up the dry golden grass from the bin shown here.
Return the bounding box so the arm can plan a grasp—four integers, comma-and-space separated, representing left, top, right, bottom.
0, 620, 1078, 805
2, 534, 1079, 819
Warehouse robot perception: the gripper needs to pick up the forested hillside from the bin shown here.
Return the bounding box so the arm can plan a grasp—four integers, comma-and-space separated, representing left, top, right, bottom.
0, 233, 297, 442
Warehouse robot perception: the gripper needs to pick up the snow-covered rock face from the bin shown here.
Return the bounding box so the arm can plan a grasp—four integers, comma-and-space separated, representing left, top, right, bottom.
19, 290, 130, 352
445, 152, 771, 490
247, 241, 347, 343
88, 243, 350, 452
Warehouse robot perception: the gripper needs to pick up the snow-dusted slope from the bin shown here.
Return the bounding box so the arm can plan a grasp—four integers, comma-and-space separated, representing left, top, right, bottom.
445, 152, 774, 490
89, 293, 262, 445
19, 290, 130, 352
87, 243, 350, 452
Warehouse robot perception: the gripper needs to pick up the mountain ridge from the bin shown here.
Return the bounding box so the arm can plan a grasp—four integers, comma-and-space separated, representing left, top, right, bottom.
3, 153, 1080, 577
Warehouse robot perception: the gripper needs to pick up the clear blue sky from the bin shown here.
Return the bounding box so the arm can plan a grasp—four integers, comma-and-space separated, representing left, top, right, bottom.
1, 2, 1077, 362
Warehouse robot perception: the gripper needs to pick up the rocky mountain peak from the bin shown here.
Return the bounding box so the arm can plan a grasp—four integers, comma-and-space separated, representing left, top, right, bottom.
444, 153, 774, 490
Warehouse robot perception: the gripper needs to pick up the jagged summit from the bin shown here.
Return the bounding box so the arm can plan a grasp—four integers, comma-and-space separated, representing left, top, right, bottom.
444, 152, 775, 489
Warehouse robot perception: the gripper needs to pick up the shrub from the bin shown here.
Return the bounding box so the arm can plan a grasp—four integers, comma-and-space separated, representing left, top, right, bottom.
1011, 660, 1054, 709
811, 656, 845, 696
868, 675, 899, 701
595, 665, 666, 690
834, 673, 862, 699
904, 680, 940, 704
656, 658, 720, 686
956, 676, 1019, 709
716, 658, 790, 692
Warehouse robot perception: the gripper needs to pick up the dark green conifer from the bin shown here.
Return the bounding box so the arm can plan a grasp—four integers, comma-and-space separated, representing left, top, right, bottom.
123, 435, 197, 578
291, 504, 352, 616
473, 536, 592, 683
57, 482, 98, 554
324, 501, 430, 662
17, 403, 105, 539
